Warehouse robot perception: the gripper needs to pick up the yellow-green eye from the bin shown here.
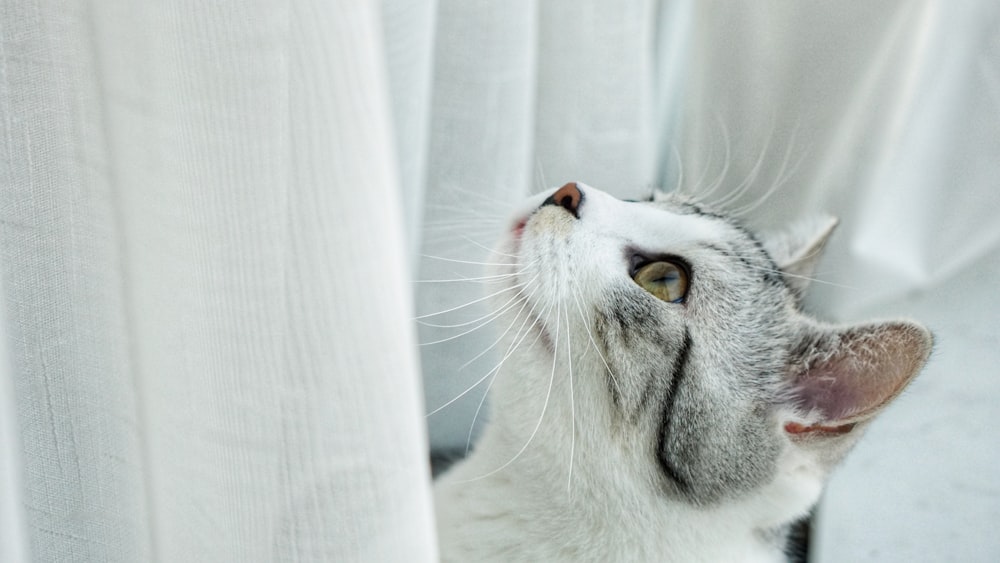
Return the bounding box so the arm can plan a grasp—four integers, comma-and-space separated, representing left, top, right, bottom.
633, 261, 689, 304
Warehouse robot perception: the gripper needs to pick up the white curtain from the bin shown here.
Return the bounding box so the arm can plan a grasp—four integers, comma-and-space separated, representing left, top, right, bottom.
2, 2, 998, 563
1, 0, 436, 561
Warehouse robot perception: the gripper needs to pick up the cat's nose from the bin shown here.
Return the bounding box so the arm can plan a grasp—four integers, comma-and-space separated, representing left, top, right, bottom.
541, 182, 583, 218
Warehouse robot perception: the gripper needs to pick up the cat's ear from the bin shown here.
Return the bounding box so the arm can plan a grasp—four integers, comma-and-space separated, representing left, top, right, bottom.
784, 320, 932, 437
761, 216, 838, 297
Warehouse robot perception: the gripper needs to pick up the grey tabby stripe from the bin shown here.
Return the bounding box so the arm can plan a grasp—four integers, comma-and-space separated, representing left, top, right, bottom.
657, 329, 692, 492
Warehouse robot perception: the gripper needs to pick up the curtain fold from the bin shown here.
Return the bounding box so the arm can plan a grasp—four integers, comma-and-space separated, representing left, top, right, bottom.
1, 1, 152, 559
1, 0, 436, 561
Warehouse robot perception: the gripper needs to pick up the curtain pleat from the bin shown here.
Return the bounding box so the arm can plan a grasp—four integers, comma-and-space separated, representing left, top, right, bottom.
1, 0, 436, 561
1, 1, 152, 560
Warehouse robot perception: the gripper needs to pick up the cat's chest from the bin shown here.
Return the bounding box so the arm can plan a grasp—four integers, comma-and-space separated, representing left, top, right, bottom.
433, 461, 787, 563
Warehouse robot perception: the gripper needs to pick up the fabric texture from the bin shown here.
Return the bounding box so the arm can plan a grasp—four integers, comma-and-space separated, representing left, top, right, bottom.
1, 0, 436, 561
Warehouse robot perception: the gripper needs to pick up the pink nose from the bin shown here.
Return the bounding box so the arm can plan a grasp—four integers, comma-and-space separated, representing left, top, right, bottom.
542, 182, 583, 218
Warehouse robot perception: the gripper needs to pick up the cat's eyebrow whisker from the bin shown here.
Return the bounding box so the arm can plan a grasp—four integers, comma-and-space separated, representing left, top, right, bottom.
712, 118, 775, 210
420, 235, 494, 251
420, 212, 500, 226
694, 113, 732, 203
729, 120, 807, 217
728, 150, 795, 218
683, 134, 714, 200
459, 300, 561, 483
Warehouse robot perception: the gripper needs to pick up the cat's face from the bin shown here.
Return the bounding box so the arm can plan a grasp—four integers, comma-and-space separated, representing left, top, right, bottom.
487, 182, 931, 510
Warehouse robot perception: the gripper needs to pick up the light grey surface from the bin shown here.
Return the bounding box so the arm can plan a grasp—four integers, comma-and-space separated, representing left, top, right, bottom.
814, 246, 1000, 562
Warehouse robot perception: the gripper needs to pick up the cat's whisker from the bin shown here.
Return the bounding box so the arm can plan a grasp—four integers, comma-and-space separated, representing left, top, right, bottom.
417, 291, 526, 329
727, 149, 795, 217
424, 200, 505, 218
694, 113, 732, 202
421, 213, 499, 224
570, 285, 622, 396
734, 261, 859, 291
564, 301, 576, 497
729, 120, 807, 217
535, 157, 550, 192
458, 299, 561, 483
415, 282, 528, 320
432, 283, 543, 421
420, 254, 528, 268
711, 119, 775, 210
465, 293, 547, 453
780, 270, 857, 290
421, 226, 502, 242
437, 185, 516, 208
682, 134, 714, 199
458, 236, 523, 260
414, 271, 524, 284
420, 215, 498, 228
424, 301, 533, 418
419, 296, 527, 346
666, 138, 685, 194
458, 285, 539, 370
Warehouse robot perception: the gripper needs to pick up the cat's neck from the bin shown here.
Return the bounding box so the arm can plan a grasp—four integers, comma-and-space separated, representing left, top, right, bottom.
434, 370, 821, 563
435, 436, 800, 563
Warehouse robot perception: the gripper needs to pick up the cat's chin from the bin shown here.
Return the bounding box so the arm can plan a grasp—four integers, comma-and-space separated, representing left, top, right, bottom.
512, 217, 527, 239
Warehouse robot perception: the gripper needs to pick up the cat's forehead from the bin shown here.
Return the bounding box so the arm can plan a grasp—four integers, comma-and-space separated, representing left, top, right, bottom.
517, 184, 770, 269
585, 190, 755, 253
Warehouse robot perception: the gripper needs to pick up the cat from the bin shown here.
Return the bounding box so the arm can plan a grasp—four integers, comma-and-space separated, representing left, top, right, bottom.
432, 182, 932, 562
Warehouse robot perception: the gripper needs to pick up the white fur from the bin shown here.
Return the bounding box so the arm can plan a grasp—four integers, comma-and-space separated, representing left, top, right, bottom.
434, 372, 825, 562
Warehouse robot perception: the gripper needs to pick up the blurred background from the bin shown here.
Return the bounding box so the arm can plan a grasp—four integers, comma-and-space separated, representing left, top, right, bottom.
2, 1, 998, 561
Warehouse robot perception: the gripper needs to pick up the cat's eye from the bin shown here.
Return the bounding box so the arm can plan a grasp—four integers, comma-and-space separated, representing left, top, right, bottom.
633, 260, 689, 304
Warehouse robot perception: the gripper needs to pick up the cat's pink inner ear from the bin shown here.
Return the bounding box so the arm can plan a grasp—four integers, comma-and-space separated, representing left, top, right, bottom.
791, 322, 932, 426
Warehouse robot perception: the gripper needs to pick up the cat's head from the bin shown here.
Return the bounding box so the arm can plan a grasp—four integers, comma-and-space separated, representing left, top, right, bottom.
488, 181, 931, 516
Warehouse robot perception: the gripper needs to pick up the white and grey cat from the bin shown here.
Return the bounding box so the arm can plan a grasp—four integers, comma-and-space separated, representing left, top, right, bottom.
433, 182, 931, 562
